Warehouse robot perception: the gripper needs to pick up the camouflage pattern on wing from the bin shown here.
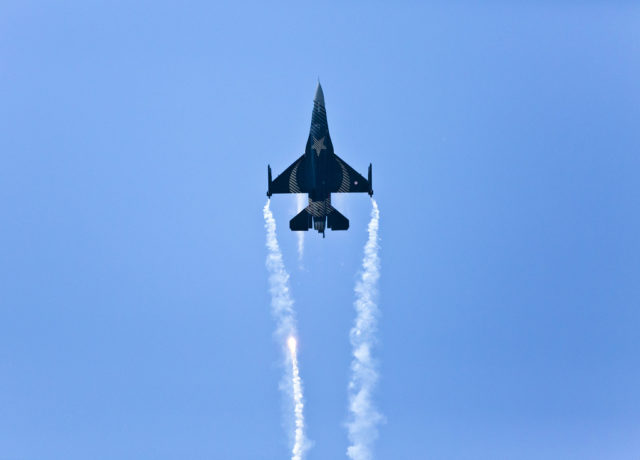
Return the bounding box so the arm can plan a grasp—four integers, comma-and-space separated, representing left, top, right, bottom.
270, 154, 310, 194
328, 153, 370, 193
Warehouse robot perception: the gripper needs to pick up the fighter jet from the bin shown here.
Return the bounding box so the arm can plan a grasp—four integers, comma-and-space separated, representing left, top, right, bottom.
267, 83, 373, 237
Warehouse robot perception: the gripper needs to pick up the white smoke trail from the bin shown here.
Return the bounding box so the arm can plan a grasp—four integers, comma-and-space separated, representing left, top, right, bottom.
264, 200, 309, 460
288, 337, 305, 460
296, 194, 306, 262
347, 199, 382, 460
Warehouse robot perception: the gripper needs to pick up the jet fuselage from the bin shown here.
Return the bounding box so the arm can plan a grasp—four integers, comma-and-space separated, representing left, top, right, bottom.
267, 84, 373, 236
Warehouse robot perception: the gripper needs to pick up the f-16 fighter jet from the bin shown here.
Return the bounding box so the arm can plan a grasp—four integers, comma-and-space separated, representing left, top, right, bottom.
267, 83, 373, 237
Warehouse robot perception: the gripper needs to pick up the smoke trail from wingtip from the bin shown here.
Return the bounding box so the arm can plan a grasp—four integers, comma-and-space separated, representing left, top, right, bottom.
288, 337, 305, 460
347, 199, 382, 460
264, 200, 309, 460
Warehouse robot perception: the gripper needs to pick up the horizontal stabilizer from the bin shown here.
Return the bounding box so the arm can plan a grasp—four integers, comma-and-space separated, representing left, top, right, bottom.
327, 207, 349, 231
290, 208, 312, 231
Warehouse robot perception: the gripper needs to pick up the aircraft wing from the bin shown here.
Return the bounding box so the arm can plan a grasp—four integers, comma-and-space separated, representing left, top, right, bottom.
269, 154, 310, 194
328, 153, 371, 194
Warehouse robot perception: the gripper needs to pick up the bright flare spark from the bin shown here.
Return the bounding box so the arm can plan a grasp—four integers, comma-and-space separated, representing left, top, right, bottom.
288, 336, 297, 353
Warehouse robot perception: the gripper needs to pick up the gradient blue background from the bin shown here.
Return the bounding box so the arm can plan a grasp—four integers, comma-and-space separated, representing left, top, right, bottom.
1, 2, 639, 459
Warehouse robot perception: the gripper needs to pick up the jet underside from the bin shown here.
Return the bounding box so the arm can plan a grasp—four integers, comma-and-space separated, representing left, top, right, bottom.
267, 83, 373, 237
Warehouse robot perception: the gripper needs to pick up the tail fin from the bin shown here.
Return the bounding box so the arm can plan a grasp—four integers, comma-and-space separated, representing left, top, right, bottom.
327, 207, 349, 231
290, 208, 312, 231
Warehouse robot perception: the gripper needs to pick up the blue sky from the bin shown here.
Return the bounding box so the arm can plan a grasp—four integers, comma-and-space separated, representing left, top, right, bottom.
1, 2, 639, 459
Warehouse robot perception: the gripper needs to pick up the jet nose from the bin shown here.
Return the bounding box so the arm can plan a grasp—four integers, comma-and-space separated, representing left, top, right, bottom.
314, 82, 325, 107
